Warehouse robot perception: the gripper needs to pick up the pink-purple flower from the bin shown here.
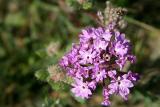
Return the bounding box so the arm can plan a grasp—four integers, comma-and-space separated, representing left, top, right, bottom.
92, 69, 107, 82
102, 88, 111, 106
71, 78, 92, 99
79, 49, 96, 64
59, 24, 139, 106
108, 74, 134, 100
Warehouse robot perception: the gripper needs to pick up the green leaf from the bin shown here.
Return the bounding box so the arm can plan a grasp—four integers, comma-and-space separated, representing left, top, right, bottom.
82, 1, 92, 9
35, 70, 49, 81
74, 96, 86, 104
35, 49, 47, 58
63, 76, 74, 85
48, 80, 65, 91
43, 96, 55, 107
5, 12, 26, 27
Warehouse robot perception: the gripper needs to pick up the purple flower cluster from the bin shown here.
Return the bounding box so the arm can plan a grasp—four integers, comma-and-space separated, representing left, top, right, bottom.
59, 26, 139, 106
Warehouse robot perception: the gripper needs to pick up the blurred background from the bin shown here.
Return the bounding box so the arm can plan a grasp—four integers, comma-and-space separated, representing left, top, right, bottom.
0, 0, 160, 107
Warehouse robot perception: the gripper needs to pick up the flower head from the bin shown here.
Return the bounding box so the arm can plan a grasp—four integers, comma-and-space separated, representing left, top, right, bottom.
59, 25, 138, 106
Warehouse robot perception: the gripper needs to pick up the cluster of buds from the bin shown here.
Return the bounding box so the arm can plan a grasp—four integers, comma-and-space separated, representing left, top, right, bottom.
58, 2, 139, 106
97, 1, 127, 30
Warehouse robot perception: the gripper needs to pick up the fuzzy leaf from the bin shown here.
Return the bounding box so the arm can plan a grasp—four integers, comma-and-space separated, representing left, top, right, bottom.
48, 80, 65, 91
35, 70, 49, 81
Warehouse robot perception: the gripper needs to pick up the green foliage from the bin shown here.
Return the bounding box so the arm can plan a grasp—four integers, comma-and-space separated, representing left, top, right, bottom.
36, 49, 47, 58
35, 69, 49, 81
43, 97, 60, 107
82, 1, 92, 9
5, 12, 26, 27
48, 80, 65, 91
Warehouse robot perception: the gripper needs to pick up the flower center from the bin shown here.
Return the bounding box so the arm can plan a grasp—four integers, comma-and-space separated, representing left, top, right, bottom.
103, 53, 111, 61
118, 81, 121, 85
87, 56, 89, 59
82, 86, 86, 89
